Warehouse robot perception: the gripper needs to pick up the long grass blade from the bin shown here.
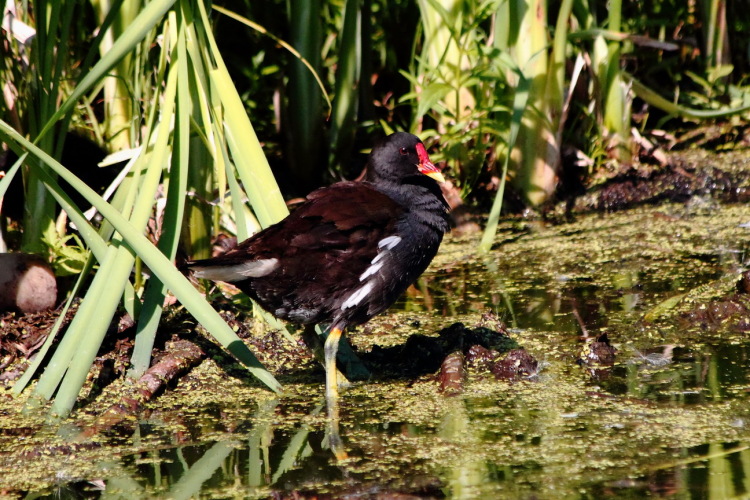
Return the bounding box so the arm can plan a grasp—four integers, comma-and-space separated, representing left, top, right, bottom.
129, 8, 192, 379
196, 0, 288, 228
48, 247, 134, 416
630, 76, 750, 118
44, 58, 179, 415
0, 120, 282, 400
479, 72, 530, 253
328, 0, 362, 170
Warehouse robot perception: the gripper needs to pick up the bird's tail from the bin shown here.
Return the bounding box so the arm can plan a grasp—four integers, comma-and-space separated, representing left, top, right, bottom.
184, 257, 279, 283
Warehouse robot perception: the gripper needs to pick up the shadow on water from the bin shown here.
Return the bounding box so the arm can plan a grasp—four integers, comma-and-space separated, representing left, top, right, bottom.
17, 205, 750, 498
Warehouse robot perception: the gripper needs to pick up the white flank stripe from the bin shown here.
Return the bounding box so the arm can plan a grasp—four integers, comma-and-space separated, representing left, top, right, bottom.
359, 260, 384, 281
378, 235, 401, 250
192, 258, 279, 282
372, 251, 387, 265
372, 235, 401, 265
341, 282, 374, 310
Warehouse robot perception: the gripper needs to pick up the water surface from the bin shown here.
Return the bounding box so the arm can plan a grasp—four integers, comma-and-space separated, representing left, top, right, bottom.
6, 203, 750, 498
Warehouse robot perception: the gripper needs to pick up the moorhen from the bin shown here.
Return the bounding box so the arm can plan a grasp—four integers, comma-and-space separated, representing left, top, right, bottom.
187, 132, 450, 407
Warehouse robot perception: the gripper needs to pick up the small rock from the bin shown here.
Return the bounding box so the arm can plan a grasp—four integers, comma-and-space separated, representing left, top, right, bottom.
0, 253, 57, 313
491, 349, 538, 381
578, 333, 617, 366
465, 344, 498, 369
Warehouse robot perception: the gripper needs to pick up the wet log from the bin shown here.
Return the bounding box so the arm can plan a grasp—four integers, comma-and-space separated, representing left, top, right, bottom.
78, 339, 205, 438
438, 351, 466, 395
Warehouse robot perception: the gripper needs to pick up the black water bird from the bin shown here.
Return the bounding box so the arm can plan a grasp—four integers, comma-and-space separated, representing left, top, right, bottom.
187, 132, 450, 414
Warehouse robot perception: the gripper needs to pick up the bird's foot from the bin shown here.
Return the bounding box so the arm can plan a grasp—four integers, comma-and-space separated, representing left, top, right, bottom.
336, 369, 352, 390
325, 395, 349, 461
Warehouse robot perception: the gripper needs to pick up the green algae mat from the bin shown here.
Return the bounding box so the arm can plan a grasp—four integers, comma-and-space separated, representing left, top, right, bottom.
2, 201, 750, 498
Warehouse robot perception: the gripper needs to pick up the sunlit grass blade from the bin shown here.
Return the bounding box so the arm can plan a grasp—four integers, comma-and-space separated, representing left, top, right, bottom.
47, 246, 134, 416
328, 0, 362, 170
39, 58, 180, 415
129, 9, 191, 380
0, 120, 282, 405
196, 0, 288, 228
479, 72, 530, 253
502, 0, 559, 206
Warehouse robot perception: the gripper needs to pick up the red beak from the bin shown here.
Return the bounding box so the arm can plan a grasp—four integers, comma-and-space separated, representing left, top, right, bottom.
416, 143, 445, 183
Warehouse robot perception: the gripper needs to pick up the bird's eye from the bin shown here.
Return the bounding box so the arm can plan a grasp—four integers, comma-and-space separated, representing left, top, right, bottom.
399, 147, 408, 155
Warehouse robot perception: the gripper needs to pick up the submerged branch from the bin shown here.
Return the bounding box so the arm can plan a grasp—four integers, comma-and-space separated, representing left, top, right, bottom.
78, 339, 205, 439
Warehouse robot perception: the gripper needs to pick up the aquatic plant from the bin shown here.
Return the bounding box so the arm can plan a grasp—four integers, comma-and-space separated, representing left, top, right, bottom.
0, 0, 288, 416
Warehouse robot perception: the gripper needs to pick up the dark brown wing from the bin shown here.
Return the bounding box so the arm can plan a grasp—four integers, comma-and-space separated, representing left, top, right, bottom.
221, 181, 402, 258
190, 181, 405, 325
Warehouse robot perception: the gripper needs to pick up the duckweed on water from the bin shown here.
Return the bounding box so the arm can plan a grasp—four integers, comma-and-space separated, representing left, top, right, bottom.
1, 201, 750, 497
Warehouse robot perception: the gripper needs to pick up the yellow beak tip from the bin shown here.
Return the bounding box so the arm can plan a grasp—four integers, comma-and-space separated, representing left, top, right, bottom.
426, 171, 446, 183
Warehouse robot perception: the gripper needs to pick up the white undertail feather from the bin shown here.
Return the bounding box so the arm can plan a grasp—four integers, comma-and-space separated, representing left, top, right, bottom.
191, 258, 279, 282
346, 235, 403, 307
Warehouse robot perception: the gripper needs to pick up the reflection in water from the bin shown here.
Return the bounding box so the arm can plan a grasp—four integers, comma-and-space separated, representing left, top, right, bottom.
106, 400, 347, 498
403, 258, 724, 335
621, 442, 750, 498
22, 217, 750, 498
29, 337, 750, 496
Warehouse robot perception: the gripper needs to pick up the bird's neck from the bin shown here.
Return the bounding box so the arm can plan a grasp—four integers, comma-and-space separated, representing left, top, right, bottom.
367, 177, 451, 232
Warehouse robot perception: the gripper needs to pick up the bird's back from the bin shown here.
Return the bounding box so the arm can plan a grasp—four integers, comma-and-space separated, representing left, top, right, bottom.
191, 181, 441, 327
188, 132, 451, 330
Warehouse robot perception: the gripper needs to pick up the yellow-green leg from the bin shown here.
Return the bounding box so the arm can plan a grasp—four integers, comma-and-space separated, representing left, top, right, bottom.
324, 326, 344, 405
303, 325, 362, 387
324, 325, 348, 460
302, 324, 370, 382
